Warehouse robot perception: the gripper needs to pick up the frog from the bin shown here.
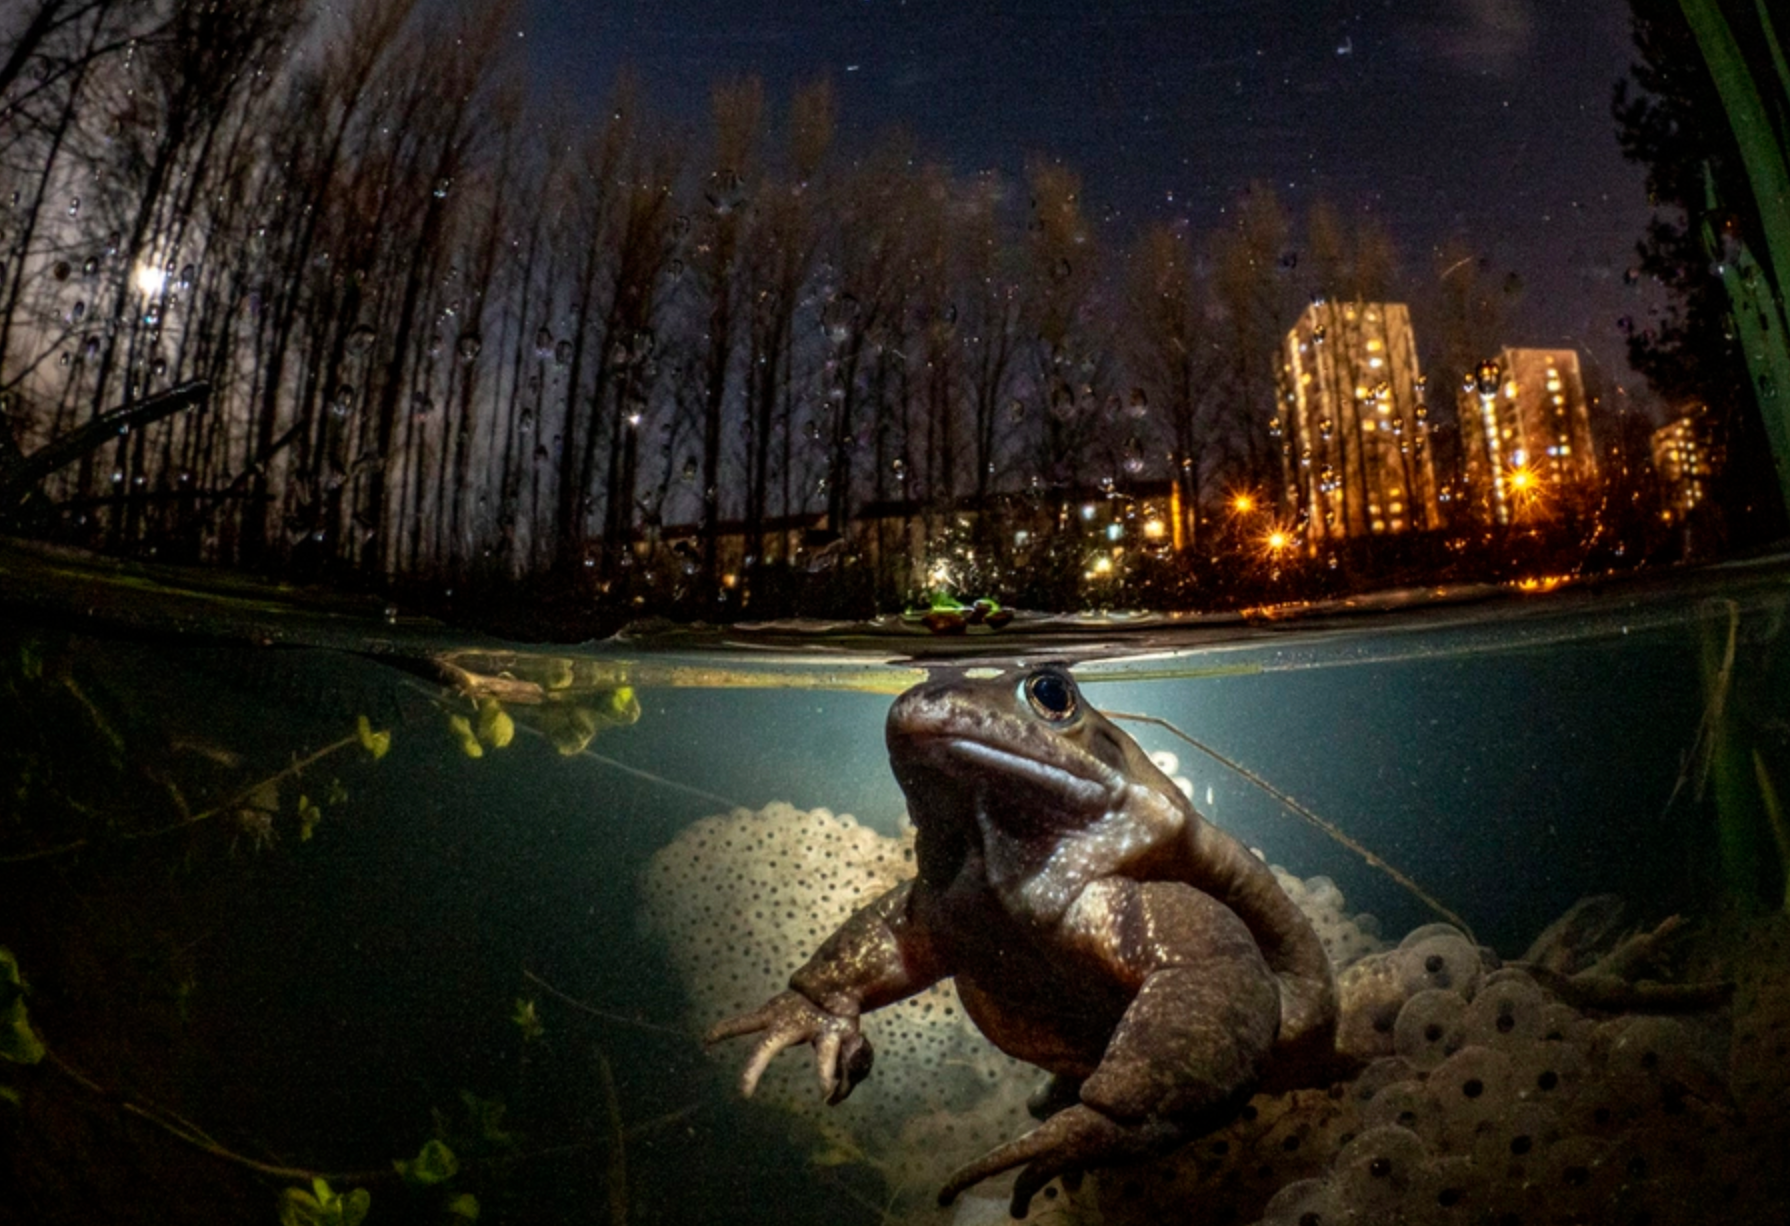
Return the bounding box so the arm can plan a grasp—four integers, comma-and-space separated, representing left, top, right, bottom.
707, 664, 1338, 1217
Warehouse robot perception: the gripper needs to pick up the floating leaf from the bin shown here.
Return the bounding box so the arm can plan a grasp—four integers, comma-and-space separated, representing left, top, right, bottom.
448, 714, 483, 759
601, 686, 640, 725
446, 1192, 480, 1220
476, 698, 514, 750
540, 706, 599, 757
355, 715, 391, 761
394, 1137, 459, 1186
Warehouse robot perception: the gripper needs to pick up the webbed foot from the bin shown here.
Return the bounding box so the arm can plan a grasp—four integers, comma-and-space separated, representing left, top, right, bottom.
705, 989, 873, 1105
937, 1103, 1181, 1218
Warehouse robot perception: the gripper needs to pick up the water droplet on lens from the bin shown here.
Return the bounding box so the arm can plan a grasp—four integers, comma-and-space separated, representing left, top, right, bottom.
457, 332, 481, 361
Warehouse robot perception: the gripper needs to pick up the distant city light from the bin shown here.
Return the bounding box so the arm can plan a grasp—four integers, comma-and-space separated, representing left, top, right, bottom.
134, 263, 165, 295
1232, 493, 1255, 514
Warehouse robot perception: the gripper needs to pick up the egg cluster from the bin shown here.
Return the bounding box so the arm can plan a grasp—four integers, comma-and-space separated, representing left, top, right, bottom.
1105, 916, 1790, 1226
641, 804, 1789, 1224
639, 803, 1037, 1199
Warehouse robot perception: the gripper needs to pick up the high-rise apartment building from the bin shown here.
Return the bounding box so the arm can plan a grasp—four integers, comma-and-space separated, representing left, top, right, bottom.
1274, 301, 1438, 548
1457, 348, 1598, 526
1651, 407, 1719, 522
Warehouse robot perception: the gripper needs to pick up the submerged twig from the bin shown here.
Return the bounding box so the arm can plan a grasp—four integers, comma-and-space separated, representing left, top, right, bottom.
1110, 710, 1472, 936
520, 968, 686, 1037
594, 1046, 627, 1226
43, 1043, 389, 1184
0, 735, 360, 863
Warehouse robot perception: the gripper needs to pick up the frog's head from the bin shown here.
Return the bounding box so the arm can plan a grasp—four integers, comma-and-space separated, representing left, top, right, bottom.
886, 665, 1187, 914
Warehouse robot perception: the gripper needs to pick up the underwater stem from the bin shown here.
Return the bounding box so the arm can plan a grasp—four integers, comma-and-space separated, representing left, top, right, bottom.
42, 1043, 390, 1184
1110, 710, 1473, 936
520, 968, 686, 1037
594, 1046, 627, 1226
1752, 749, 1790, 913
0, 734, 361, 863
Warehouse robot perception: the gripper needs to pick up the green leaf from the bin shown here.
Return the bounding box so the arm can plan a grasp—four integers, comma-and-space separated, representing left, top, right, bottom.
511, 997, 543, 1043
459, 1091, 515, 1149
1, 1084, 20, 1107
446, 1192, 480, 1220
394, 1137, 459, 1186
279, 1180, 370, 1226
0, 948, 44, 1066
278, 1186, 325, 1226
339, 1187, 370, 1226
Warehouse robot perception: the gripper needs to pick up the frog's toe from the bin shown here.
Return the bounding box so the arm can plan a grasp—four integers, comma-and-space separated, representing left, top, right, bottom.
937, 1104, 1179, 1218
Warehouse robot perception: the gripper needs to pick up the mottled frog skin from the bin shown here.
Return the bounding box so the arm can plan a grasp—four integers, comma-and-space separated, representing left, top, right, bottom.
708, 665, 1338, 1216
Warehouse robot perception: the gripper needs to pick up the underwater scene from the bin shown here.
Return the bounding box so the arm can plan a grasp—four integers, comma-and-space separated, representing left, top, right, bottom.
2, 543, 1788, 1226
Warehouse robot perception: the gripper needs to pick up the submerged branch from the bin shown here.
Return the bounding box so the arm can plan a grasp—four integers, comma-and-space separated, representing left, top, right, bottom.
0, 734, 358, 863
43, 1044, 391, 1185
1109, 710, 1473, 936
520, 968, 686, 1038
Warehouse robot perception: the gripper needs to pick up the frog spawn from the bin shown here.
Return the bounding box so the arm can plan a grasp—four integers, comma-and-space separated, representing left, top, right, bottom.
1107, 928, 1786, 1226
643, 806, 1790, 1224
641, 803, 1038, 1206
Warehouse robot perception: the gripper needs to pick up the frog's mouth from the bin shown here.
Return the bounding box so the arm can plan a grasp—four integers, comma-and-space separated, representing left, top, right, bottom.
921, 736, 1112, 811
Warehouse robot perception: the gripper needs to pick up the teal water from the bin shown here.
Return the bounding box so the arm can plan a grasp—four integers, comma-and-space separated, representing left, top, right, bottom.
3, 552, 1787, 1225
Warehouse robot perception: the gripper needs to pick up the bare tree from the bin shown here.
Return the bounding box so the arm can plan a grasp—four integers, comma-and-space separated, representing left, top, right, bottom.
739, 77, 831, 578
1127, 221, 1220, 546
690, 75, 762, 595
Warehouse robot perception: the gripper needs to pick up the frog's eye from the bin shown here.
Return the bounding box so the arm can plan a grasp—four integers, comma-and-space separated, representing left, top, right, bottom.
1024, 670, 1079, 722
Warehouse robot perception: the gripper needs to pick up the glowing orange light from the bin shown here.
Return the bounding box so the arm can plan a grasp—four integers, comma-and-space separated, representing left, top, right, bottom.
1233, 493, 1256, 514
1508, 466, 1534, 491
1265, 530, 1289, 552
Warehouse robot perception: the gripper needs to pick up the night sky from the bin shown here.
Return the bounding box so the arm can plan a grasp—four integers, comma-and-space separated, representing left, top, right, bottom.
521, 0, 1664, 408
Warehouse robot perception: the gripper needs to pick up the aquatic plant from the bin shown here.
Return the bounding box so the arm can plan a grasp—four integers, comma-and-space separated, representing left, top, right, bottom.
278, 1179, 370, 1226
1677, 0, 1790, 511
1, 946, 44, 1106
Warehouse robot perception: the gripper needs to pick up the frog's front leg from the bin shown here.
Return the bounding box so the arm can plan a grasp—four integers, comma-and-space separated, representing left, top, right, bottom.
706, 880, 944, 1104
940, 880, 1280, 1217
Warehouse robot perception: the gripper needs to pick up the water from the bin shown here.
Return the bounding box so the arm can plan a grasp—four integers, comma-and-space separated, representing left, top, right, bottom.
3, 545, 1788, 1225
